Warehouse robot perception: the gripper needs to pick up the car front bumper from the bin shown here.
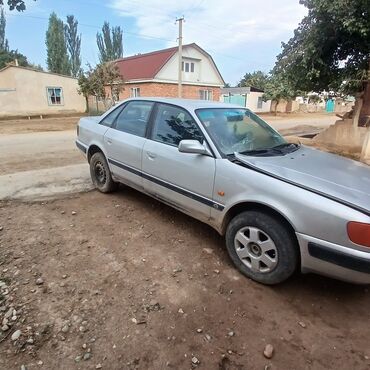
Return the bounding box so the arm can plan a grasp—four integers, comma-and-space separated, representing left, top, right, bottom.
297, 233, 370, 284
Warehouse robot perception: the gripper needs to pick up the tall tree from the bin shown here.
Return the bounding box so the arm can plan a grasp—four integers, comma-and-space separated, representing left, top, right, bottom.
0, 7, 9, 51
238, 71, 269, 90
97, 22, 123, 63
64, 15, 81, 77
46, 12, 71, 75
274, 0, 370, 126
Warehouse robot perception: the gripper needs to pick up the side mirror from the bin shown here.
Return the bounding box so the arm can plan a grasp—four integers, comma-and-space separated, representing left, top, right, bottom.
178, 140, 211, 156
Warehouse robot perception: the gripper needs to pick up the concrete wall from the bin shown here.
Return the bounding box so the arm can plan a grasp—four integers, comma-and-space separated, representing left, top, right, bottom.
246, 91, 271, 113
271, 100, 300, 113
0, 66, 86, 117
155, 45, 224, 86
314, 119, 368, 152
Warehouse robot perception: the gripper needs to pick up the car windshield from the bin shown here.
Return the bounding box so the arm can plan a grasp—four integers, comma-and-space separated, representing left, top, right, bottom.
196, 108, 295, 156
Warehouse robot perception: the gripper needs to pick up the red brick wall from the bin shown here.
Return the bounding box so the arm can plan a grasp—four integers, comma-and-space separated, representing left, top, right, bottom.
118, 82, 221, 101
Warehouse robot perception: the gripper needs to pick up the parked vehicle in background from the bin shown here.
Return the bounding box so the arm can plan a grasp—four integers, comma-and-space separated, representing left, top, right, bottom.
76, 98, 370, 285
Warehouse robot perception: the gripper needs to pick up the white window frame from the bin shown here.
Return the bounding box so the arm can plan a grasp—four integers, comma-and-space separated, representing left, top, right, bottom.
182, 61, 195, 73
257, 96, 263, 109
130, 87, 141, 97
199, 89, 213, 101
46, 87, 64, 106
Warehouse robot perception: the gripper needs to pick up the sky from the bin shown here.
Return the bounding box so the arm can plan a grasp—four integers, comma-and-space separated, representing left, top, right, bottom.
3, 0, 307, 85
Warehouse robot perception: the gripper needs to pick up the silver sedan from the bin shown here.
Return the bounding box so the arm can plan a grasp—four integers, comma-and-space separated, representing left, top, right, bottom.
76, 98, 370, 285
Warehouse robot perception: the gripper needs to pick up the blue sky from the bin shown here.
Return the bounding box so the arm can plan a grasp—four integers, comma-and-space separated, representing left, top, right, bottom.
4, 0, 307, 85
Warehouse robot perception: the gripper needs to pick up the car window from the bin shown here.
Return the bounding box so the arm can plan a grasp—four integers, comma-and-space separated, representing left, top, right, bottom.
152, 104, 204, 146
114, 101, 154, 137
99, 105, 124, 127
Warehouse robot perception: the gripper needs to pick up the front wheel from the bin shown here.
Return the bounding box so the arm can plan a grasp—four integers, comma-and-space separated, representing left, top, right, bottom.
89, 152, 118, 193
225, 211, 298, 285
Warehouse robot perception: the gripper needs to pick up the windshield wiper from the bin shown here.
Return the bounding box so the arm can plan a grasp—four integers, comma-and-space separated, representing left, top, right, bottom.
272, 142, 300, 151
238, 143, 300, 157
238, 148, 282, 156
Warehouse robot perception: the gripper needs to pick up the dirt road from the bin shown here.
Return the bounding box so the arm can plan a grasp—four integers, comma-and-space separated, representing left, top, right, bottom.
1, 190, 370, 370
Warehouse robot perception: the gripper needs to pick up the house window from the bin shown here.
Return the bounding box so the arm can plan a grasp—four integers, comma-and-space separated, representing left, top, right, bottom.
182, 61, 195, 73
47, 87, 63, 105
130, 87, 140, 97
199, 89, 213, 101
257, 96, 263, 109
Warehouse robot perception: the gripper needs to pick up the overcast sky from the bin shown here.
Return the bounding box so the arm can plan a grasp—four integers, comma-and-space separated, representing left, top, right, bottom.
4, 0, 307, 85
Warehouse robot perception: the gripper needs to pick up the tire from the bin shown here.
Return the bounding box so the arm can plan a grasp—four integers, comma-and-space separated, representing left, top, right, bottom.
89, 152, 118, 193
225, 211, 298, 285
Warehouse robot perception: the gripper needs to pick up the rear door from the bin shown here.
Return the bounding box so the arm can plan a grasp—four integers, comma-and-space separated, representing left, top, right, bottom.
103, 100, 154, 189
142, 103, 216, 220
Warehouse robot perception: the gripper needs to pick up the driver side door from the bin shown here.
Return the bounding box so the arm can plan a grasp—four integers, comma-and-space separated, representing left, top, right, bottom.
142, 103, 217, 221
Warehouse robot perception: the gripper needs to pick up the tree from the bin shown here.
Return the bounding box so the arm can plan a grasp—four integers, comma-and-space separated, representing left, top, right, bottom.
102, 61, 124, 105
97, 22, 123, 63
274, 0, 370, 125
46, 12, 71, 75
0, 7, 9, 51
64, 15, 81, 77
78, 62, 124, 113
263, 74, 296, 115
0, 0, 34, 11
0, 48, 28, 68
238, 71, 269, 90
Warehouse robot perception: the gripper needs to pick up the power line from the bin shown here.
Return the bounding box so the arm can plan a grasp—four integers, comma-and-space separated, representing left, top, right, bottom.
6, 13, 177, 43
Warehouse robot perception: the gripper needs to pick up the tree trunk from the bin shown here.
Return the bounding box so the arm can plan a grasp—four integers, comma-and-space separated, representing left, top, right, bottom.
359, 59, 370, 127
274, 100, 278, 116
85, 95, 89, 113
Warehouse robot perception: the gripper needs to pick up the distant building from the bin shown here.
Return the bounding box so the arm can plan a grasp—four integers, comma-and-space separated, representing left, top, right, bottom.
0, 65, 86, 118
114, 43, 225, 101
220, 86, 271, 113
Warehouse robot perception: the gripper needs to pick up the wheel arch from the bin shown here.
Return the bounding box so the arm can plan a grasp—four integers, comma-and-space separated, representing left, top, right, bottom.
221, 201, 298, 242
87, 144, 105, 163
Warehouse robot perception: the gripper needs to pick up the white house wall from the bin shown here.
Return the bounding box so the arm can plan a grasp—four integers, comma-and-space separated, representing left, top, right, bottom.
155, 46, 223, 86
246, 91, 271, 113
0, 67, 86, 117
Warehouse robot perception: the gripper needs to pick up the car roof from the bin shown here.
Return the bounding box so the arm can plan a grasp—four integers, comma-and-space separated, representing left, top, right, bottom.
121, 97, 245, 110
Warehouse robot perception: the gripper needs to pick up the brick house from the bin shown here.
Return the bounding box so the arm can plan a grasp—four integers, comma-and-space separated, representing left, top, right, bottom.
114, 43, 225, 101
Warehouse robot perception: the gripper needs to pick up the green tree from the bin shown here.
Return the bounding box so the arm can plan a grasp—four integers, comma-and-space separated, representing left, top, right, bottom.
0, 7, 9, 51
97, 22, 123, 63
46, 12, 71, 75
0, 48, 28, 68
263, 74, 296, 115
274, 0, 370, 125
102, 61, 124, 105
64, 15, 81, 77
238, 71, 269, 90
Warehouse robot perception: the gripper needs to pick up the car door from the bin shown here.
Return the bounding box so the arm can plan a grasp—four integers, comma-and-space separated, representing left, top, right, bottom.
104, 100, 154, 190
142, 103, 216, 220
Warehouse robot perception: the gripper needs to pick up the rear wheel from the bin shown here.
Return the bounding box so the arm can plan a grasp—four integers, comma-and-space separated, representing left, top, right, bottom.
89, 152, 118, 193
225, 211, 298, 285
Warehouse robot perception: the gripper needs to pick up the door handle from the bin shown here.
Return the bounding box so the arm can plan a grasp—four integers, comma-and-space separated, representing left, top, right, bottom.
146, 151, 156, 159
106, 139, 112, 144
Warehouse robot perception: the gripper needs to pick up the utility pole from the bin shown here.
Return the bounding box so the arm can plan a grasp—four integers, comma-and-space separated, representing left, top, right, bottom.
176, 17, 184, 98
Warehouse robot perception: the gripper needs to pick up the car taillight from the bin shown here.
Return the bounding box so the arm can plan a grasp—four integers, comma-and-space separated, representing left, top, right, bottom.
347, 222, 370, 247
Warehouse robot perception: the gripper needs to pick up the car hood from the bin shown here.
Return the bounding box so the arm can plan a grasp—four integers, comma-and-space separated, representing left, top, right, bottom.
235, 146, 370, 215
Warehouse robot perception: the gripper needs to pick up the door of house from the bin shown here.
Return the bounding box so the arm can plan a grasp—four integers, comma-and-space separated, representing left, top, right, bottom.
326, 99, 335, 112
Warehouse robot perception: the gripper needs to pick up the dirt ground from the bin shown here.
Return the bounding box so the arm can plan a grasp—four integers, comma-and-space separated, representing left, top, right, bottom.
1, 113, 369, 369
1, 189, 370, 370
0, 116, 82, 135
